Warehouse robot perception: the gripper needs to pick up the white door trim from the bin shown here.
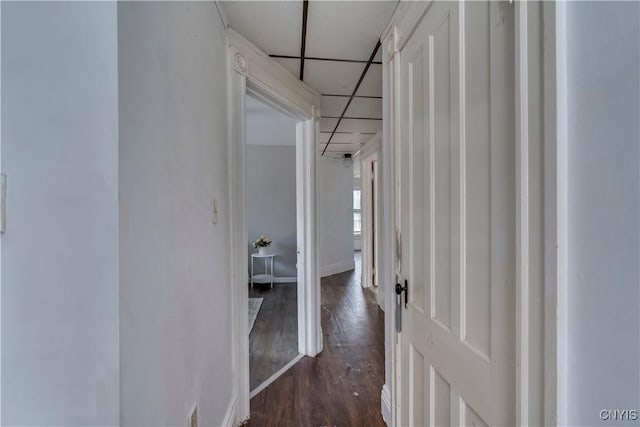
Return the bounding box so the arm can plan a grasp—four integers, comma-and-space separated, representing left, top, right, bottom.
379, 25, 402, 427
359, 133, 381, 292
0, 4, 3, 420
543, 2, 566, 424
381, 1, 561, 425
515, 2, 531, 423
227, 28, 322, 424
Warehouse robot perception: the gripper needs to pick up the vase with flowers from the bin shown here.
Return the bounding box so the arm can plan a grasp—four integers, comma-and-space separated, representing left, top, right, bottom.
253, 235, 272, 255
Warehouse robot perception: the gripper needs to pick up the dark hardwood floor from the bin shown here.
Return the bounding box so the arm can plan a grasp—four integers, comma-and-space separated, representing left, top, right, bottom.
248, 252, 386, 427
249, 282, 299, 391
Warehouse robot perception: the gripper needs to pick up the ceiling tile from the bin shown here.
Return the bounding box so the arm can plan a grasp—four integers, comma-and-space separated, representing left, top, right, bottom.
337, 133, 374, 144
320, 142, 361, 153
356, 64, 383, 97
221, 1, 302, 56
320, 142, 362, 154
304, 60, 364, 95
337, 118, 382, 134
321, 152, 349, 160
274, 58, 300, 79
320, 96, 348, 117
346, 97, 382, 118
320, 117, 338, 132
305, 1, 397, 60
320, 133, 373, 144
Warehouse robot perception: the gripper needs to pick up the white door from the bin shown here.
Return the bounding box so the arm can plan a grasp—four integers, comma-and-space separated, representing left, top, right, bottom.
397, 1, 516, 426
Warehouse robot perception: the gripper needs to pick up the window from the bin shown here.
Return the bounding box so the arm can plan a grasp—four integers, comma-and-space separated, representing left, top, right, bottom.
353, 189, 361, 235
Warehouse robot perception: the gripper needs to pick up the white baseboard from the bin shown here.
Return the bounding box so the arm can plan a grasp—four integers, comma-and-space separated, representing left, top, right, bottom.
273, 276, 297, 283
248, 277, 297, 285
221, 393, 238, 427
381, 384, 391, 426
320, 259, 355, 277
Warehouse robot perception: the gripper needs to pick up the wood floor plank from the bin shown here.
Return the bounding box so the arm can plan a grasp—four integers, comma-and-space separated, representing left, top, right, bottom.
247, 253, 385, 426
249, 282, 299, 391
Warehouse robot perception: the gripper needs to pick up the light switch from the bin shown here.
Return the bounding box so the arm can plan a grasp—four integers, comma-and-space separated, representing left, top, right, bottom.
0, 173, 6, 234
212, 199, 218, 224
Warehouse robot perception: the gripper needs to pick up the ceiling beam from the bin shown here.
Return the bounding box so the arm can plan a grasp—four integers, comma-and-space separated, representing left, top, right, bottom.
271, 54, 382, 65
321, 39, 382, 156
299, 0, 309, 80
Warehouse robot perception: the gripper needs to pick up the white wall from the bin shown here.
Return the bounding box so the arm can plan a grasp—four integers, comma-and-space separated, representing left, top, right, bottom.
246, 95, 296, 148
118, 2, 232, 425
565, 2, 640, 424
1, 2, 120, 424
246, 96, 297, 279
247, 145, 297, 278
319, 157, 355, 277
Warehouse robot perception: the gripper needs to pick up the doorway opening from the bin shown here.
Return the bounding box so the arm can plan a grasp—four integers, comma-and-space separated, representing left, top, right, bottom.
227, 31, 322, 423
358, 134, 382, 308
245, 94, 302, 396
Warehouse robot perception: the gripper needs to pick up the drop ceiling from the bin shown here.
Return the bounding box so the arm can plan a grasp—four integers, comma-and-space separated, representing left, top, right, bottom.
221, 0, 398, 158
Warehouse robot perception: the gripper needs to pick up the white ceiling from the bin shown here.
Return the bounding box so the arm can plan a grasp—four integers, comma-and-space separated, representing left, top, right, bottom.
303, 60, 364, 94
304, 1, 395, 59
221, 0, 397, 158
221, 1, 303, 56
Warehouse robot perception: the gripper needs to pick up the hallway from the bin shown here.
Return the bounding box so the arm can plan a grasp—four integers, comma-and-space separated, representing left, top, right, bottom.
3, 1, 638, 424
247, 253, 385, 426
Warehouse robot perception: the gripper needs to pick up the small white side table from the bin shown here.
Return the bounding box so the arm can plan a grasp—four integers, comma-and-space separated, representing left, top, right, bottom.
250, 253, 276, 288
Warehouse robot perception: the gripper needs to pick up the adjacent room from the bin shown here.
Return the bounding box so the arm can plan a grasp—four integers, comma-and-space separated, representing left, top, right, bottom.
245, 94, 299, 393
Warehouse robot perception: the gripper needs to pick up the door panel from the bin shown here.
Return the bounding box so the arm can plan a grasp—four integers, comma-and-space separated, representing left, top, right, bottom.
463, 0, 492, 360
407, 42, 428, 314
399, 1, 515, 425
431, 7, 454, 332
409, 345, 426, 426
430, 367, 451, 426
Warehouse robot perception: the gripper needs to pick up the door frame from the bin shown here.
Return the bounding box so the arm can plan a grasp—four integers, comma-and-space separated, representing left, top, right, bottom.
380, 1, 563, 425
227, 28, 323, 424
359, 133, 381, 292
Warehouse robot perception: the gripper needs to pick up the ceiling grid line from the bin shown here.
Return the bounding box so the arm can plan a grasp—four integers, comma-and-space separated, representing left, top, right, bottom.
322, 94, 382, 99
299, 0, 309, 80
271, 54, 382, 65
321, 39, 382, 156
321, 116, 382, 120
320, 131, 376, 135
222, 0, 398, 158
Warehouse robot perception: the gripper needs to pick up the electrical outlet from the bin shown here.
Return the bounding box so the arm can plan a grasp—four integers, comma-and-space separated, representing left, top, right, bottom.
189, 405, 197, 427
